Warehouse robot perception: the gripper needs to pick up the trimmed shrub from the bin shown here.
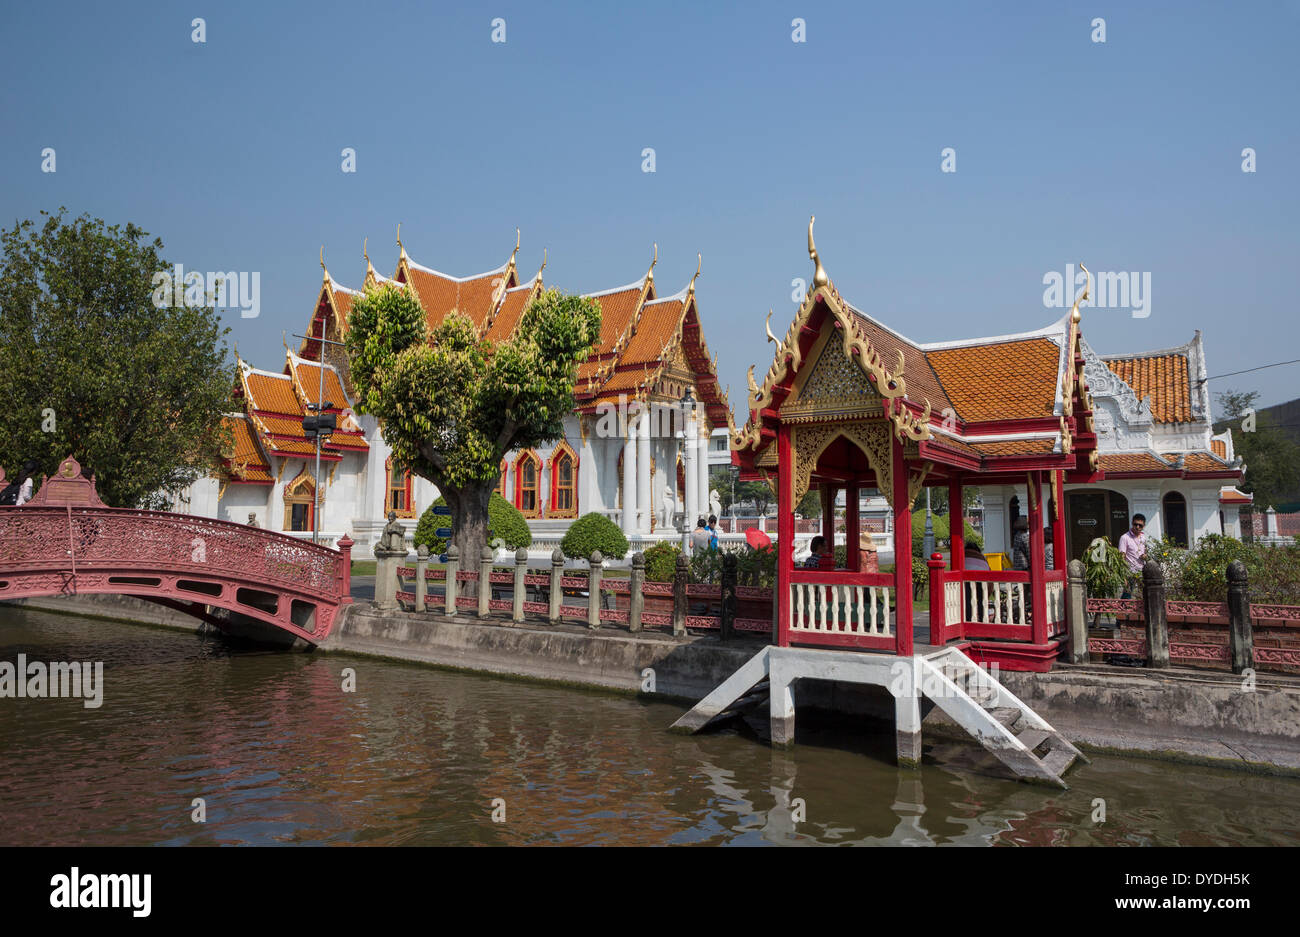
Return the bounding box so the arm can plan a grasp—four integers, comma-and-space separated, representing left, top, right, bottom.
413, 493, 532, 554
643, 541, 681, 582
561, 512, 629, 561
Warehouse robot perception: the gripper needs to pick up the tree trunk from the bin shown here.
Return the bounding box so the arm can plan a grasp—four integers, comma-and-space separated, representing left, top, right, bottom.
443, 482, 493, 595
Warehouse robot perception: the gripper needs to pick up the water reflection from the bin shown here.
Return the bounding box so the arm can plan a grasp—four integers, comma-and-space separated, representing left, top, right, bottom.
2, 606, 1299, 846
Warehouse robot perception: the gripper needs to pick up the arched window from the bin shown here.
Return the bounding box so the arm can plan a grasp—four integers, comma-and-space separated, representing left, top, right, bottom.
549, 442, 578, 519
515, 451, 540, 518
283, 469, 317, 532
385, 456, 415, 518
1163, 491, 1188, 548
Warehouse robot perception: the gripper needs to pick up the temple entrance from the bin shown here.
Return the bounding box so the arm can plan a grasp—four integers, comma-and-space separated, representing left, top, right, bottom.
1066, 489, 1129, 560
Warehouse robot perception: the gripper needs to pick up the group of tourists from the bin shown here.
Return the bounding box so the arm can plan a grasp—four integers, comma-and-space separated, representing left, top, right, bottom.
0, 460, 38, 506
690, 515, 720, 552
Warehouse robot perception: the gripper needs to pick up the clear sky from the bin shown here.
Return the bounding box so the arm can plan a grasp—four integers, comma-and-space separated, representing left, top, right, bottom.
3, 1, 1297, 414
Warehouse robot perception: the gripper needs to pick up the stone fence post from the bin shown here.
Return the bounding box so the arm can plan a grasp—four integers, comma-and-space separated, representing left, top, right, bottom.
549, 548, 563, 623
1142, 560, 1169, 668
337, 534, 354, 604
445, 544, 459, 616
1066, 559, 1088, 664
414, 545, 429, 613
478, 546, 493, 618
720, 552, 737, 641
629, 551, 645, 633
372, 532, 407, 611
1227, 559, 1254, 675
587, 551, 604, 629
672, 554, 688, 637
512, 548, 527, 622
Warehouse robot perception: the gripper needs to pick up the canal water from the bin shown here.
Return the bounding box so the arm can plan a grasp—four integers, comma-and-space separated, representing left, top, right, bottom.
3, 606, 1299, 846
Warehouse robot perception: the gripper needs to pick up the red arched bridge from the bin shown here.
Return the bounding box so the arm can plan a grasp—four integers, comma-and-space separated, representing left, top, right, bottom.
0, 456, 352, 644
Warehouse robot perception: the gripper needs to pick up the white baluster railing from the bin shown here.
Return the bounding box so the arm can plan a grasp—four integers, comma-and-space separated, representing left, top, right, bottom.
789, 581, 893, 636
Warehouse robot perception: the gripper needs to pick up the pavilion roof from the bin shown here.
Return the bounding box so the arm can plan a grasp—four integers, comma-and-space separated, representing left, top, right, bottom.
218, 414, 273, 484
235, 353, 367, 463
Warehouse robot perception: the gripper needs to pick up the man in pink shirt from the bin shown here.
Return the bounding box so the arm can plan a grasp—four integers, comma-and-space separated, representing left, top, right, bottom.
1117, 514, 1147, 597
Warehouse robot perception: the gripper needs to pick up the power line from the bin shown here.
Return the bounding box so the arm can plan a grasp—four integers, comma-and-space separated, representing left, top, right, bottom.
1201, 358, 1300, 382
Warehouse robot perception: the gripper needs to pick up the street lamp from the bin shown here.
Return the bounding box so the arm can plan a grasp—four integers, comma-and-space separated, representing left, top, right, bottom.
293, 331, 348, 545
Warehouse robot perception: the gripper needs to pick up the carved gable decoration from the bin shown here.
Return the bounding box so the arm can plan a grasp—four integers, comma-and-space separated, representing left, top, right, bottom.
1080, 338, 1152, 427
782, 330, 883, 423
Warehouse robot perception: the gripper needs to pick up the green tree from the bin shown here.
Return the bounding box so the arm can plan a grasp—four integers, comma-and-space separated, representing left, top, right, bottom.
413, 493, 531, 555
560, 512, 629, 561
0, 210, 231, 507
1216, 389, 1300, 510
346, 282, 600, 562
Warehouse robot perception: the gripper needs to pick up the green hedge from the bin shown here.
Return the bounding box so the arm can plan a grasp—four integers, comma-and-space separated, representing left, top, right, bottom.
643, 541, 680, 582
413, 493, 532, 554
560, 512, 629, 561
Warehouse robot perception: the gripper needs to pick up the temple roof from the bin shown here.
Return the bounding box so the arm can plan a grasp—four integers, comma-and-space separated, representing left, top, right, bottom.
235, 353, 368, 462
1102, 352, 1192, 424
219, 414, 273, 484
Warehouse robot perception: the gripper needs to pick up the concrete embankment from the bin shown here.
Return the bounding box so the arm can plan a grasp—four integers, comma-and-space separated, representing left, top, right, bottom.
7, 595, 1300, 773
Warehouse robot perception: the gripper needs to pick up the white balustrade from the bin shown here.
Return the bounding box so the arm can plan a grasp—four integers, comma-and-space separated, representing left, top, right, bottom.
1044, 580, 1065, 629
963, 579, 1027, 626
943, 580, 962, 625
789, 581, 892, 636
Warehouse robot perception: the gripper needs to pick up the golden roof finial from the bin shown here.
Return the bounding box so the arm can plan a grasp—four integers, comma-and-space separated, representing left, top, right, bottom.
363, 237, 375, 280
397, 223, 408, 263
646, 242, 658, 284
320, 246, 330, 284
511, 227, 521, 265
765, 309, 778, 344
687, 252, 702, 297
534, 248, 547, 285
808, 215, 828, 289
1071, 262, 1090, 324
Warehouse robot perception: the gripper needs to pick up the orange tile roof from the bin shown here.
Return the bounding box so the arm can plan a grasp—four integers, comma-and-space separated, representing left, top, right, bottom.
967, 438, 1058, 456
1219, 489, 1252, 504
1211, 438, 1226, 458
291, 358, 349, 410
927, 339, 1062, 422
1098, 452, 1173, 474
404, 263, 509, 334
1183, 451, 1233, 473
1104, 354, 1192, 423
619, 298, 684, 367
846, 311, 953, 414
332, 289, 354, 331
244, 371, 302, 415
483, 286, 534, 344
589, 287, 644, 353
222, 416, 272, 483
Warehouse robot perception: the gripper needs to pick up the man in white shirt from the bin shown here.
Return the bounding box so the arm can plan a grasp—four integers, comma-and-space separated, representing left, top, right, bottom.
1117, 514, 1147, 597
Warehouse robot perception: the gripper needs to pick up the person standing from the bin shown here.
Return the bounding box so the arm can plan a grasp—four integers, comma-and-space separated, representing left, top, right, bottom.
15, 461, 37, 505
690, 517, 711, 554
1117, 514, 1147, 598
1010, 517, 1030, 571
706, 514, 719, 550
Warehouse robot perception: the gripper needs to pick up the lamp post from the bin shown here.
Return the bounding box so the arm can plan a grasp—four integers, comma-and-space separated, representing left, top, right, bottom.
293, 331, 347, 545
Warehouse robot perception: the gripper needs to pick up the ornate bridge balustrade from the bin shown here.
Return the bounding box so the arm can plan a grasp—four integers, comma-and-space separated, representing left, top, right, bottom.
0, 456, 351, 644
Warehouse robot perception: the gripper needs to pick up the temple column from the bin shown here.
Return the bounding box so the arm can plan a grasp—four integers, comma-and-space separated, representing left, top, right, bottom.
684, 412, 698, 531
621, 418, 637, 535
949, 476, 964, 571
578, 418, 597, 518
698, 423, 711, 521
777, 424, 794, 646
820, 483, 836, 567
637, 410, 651, 534
846, 483, 860, 570
892, 436, 914, 656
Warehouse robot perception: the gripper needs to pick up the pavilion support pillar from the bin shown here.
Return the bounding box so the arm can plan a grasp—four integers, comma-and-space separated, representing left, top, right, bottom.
894, 659, 922, 768
846, 483, 860, 571
1052, 474, 1067, 568
777, 424, 794, 647
621, 420, 637, 535
637, 410, 652, 534
820, 482, 836, 568
949, 476, 964, 572
769, 656, 796, 748
1028, 472, 1048, 645
892, 433, 914, 656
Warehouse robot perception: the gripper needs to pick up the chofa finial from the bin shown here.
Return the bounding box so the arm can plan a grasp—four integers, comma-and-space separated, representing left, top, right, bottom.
363, 237, 375, 278
687, 253, 702, 297
1071, 262, 1090, 324
808, 215, 828, 289
320, 246, 329, 282
646, 242, 658, 283
397, 223, 408, 261
534, 247, 547, 284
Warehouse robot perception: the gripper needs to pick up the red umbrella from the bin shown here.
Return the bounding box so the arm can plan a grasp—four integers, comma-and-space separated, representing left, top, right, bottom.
745, 527, 772, 549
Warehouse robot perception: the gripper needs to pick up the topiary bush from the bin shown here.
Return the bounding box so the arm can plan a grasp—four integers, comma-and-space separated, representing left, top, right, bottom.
643, 541, 681, 582
413, 493, 532, 554
560, 512, 629, 561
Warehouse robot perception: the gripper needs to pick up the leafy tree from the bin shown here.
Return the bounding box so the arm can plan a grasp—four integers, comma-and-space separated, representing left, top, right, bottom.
346, 283, 600, 563
560, 512, 629, 561
795, 488, 821, 516
1216, 389, 1300, 510
413, 493, 531, 555
642, 541, 681, 582
0, 210, 231, 507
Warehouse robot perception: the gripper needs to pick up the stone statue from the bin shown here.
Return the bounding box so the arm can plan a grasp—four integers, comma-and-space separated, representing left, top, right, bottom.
661, 485, 676, 527
247, 512, 259, 528
708, 489, 722, 519
376, 510, 407, 556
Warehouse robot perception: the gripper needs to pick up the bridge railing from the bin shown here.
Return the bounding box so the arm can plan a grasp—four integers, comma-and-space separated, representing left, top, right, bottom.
0, 506, 348, 600
390, 547, 774, 640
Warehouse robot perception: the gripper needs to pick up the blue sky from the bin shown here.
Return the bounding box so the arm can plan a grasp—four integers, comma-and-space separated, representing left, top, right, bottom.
3, 1, 1298, 412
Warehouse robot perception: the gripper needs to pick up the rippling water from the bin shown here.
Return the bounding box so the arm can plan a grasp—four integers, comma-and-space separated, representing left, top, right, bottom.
2, 606, 1299, 846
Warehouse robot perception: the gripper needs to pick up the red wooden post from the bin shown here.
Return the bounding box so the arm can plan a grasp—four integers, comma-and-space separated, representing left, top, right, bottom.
337, 534, 354, 605
777, 425, 794, 647
1052, 477, 1066, 569
820, 482, 835, 567
892, 435, 914, 657
846, 483, 860, 571
927, 553, 946, 645
948, 476, 964, 572
1028, 472, 1048, 644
